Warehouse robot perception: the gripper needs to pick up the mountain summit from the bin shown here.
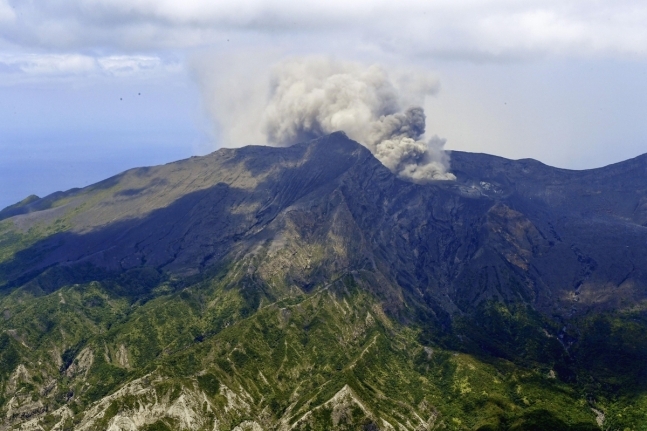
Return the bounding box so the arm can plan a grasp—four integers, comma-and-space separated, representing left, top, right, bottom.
1, 132, 646, 430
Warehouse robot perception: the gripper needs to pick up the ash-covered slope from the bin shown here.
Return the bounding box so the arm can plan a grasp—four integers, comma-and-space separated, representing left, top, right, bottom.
1, 133, 370, 279
2, 132, 647, 319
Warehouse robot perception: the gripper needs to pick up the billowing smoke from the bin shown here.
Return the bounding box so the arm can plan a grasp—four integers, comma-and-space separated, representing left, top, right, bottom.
194, 56, 455, 182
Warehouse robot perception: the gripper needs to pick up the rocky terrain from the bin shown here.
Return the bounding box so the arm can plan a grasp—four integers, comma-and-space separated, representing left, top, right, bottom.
1, 132, 646, 430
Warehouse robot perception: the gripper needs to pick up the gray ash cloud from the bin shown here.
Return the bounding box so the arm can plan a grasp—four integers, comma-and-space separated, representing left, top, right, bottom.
196, 56, 455, 182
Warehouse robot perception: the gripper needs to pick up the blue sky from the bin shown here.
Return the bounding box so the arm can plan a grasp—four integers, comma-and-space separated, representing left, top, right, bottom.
2, 0, 647, 209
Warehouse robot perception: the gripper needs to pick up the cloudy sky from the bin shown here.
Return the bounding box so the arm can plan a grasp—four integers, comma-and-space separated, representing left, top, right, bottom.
2, 0, 647, 208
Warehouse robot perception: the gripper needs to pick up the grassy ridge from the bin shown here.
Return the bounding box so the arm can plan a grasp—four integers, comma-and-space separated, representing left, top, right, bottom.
0, 266, 618, 430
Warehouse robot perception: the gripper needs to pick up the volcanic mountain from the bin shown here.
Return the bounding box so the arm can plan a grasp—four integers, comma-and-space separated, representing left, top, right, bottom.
1, 132, 646, 430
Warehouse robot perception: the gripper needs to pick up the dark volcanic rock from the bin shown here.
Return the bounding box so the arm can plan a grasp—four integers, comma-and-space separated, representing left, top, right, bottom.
2, 132, 647, 321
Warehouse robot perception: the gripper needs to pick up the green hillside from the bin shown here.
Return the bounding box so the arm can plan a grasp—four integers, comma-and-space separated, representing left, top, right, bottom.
1, 263, 620, 430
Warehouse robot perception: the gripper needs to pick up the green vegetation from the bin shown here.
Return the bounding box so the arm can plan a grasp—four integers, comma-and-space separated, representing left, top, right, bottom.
1, 264, 627, 430
454, 301, 574, 379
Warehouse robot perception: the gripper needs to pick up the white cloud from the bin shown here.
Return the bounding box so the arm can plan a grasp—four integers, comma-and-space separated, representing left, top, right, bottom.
97, 55, 162, 76
0, 53, 97, 75
0, 53, 176, 79
2, 0, 647, 59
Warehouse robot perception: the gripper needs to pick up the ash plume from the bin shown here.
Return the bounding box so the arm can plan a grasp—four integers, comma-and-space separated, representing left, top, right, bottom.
195, 56, 455, 182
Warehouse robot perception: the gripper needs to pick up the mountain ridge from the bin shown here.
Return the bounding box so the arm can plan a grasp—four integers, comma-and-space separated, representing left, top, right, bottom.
5, 135, 647, 220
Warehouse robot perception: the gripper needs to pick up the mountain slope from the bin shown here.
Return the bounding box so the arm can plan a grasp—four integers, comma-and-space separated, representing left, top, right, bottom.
1, 132, 646, 430
3, 132, 647, 317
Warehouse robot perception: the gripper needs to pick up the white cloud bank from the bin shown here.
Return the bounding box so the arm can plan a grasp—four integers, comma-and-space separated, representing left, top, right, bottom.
0, 53, 176, 79
1, 0, 647, 59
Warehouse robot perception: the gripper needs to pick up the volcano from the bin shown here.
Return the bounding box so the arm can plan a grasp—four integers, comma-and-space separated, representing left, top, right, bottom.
1, 132, 646, 430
